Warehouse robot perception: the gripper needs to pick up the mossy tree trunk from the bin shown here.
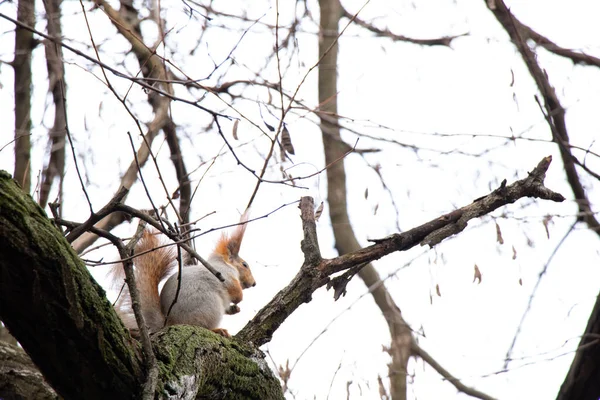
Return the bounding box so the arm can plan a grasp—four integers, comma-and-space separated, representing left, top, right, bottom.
0, 171, 283, 400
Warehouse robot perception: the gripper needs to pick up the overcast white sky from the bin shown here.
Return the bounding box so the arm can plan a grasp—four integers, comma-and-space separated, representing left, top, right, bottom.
1, 0, 600, 398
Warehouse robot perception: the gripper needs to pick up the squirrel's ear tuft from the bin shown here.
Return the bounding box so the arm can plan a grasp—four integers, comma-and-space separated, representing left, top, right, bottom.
227, 209, 249, 256
213, 210, 250, 258
214, 232, 231, 259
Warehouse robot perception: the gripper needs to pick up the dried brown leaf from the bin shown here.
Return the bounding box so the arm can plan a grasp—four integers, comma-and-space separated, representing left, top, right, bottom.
281, 125, 295, 155
377, 375, 388, 400
495, 222, 504, 245
232, 119, 239, 140
264, 121, 275, 132
542, 214, 553, 239
512, 245, 517, 260
473, 264, 482, 284
314, 201, 324, 221
436, 284, 441, 297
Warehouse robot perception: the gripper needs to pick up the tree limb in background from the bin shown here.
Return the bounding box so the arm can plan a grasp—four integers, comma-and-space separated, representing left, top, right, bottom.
319, 2, 455, 399
95, 0, 191, 232
413, 344, 497, 400
487, 0, 599, 235
341, 6, 465, 47
72, 108, 169, 253
522, 24, 600, 69
12, 0, 35, 193
39, 0, 66, 209
486, 3, 600, 398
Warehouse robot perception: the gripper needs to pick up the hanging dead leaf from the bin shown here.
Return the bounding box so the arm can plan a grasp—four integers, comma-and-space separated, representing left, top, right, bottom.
495, 222, 504, 244
526, 235, 534, 248
518, 277, 523, 286
281, 125, 295, 155
436, 284, 441, 297
364, 187, 369, 199
512, 245, 517, 260
278, 359, 291, 392
314, 201, 324, 221
542, 215, 552, 239
378, 375, 388, 399
264, 121, 275, 132
232, 119, 239, 140
373, 203, 379, 215
278, 359, 291, 381
473, 264, 482, 284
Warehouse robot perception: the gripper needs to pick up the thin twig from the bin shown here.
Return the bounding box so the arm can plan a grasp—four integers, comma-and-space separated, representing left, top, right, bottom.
503, 221, 577, 368
413, 344, 498, 400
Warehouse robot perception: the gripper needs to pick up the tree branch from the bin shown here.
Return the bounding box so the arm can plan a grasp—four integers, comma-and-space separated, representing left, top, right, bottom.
413, 344, 498, 400
237, 157, 564, 346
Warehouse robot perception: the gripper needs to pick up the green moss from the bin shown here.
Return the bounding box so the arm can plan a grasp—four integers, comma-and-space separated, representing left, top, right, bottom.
154, 326, 283, 399
0, 171, 144, 396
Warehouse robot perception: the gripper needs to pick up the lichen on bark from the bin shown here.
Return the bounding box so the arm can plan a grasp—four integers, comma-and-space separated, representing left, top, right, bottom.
154, 325, 283, 400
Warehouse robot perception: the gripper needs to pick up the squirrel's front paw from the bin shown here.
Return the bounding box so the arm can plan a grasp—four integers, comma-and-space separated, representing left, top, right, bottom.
226, 304, 241, 315
211, 328, 231, 338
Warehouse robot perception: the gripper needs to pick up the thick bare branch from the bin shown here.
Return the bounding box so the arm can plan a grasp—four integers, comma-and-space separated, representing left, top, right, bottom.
237, 158, 564, 346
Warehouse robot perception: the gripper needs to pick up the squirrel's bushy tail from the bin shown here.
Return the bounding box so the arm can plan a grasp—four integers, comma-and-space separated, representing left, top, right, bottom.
112, 230, 176, 333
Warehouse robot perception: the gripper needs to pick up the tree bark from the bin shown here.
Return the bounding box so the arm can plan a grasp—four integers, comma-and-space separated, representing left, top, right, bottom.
0, 170, 143, 399
0, 341, 58, 400
317, 1, 412, 398
13, 0, 35, 193
0, 170, 283, 399
39, 0, 67, 209
556, 296, 600, 400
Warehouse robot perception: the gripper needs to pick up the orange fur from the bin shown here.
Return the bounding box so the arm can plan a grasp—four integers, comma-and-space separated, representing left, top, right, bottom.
214, 233, 231, 260
213, 211, 255, 291
227, 278, 244, 304
113, 211, 255, 336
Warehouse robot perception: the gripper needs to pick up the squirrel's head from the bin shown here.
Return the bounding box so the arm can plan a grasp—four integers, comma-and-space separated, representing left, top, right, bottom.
213, 211, 256, 289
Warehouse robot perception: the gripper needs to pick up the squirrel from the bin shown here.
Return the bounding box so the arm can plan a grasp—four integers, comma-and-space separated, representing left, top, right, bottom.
114, 215, 255, 338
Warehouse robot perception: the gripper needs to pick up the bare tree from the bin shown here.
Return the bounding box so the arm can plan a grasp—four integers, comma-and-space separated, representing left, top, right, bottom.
1, 1, 599, 399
